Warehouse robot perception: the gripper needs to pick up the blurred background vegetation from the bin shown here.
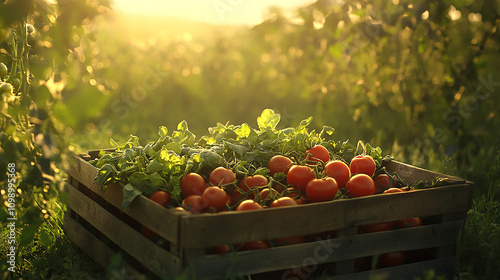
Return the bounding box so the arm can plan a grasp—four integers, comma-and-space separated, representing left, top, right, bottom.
1, 0, 499, 279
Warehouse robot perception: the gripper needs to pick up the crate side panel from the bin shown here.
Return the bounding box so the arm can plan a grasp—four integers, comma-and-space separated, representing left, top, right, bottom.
63, 213, 147, 280
68, 156, 180, 244
187, 220, 462, 278
384, 161, 465, 184
67, 184, 183, 278
180, 184, 472, 248
331, 257, 456, 280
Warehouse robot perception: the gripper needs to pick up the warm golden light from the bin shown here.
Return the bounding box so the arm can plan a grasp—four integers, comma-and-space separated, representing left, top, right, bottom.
112, 0, 316, 25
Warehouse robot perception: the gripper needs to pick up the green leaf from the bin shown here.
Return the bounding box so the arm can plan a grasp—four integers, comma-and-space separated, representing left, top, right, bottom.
129, 172, 149, 188
177, 120, 188, 131
149, 172, 167, 188
147, 160, 163, 173
110, 138, 118, 148
158, 126, 168, 137
320, 126, 335, 137
298, 116, 312, 129
235, 123, 252, 138
225, 141, 250, 157
122, 183, 142, 209
38, 228, 54, 247
165, 142, 182, 154
257, 109, 281, 131
94, 163, 118, 186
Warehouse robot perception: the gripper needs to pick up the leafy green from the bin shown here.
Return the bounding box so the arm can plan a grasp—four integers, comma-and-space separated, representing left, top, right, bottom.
91, 110, 391, 209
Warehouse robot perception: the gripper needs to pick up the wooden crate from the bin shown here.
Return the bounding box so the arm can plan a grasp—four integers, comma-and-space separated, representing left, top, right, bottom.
64, 150, 474, 280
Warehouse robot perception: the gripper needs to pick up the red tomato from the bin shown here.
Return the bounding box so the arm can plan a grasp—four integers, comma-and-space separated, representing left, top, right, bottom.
397, 217, 422, 228
383, 187, 404, 194
237, 241, 269, 251
238, 175, 269, 198
182, 195, 208, 213
239, 175, 268, 190
268, 155, 293, 176
374, 174, 398, 193
174, 206, 189, 213
259, 188, 271, 201
287, 165, 316, 192
236, 199, 263, 211
210, 244, 231, 254
378, 251, 406, 268
346, 174, 376, 197
350, 155, 376, 176
270, 197, 297, 208
305, 145, 330, 163
209, 167, 236, 186
149, 190, 171, 207
360, 221, 395, 233
306, 177, 338, 202
202, 186, 228, 211
324, 160, 351, 188
181, 173, 207, 198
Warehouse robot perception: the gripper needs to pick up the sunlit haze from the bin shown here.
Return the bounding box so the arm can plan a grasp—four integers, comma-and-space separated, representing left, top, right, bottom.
112, 0, 316, 25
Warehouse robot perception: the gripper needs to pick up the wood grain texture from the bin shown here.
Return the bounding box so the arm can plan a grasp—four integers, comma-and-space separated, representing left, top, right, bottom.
330, 257, 456, 280
187, 220, 463, 278
67, 183, 183, 278
68, 156, 182, 245
179, 184, 473, 248
63, 213, 147, 280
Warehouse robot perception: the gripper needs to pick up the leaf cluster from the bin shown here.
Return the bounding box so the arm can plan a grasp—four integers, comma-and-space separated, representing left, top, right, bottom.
91, 109, 388, 209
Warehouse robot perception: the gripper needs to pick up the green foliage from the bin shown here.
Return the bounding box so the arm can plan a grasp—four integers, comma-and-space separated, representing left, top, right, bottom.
458, 197, 500, 279
0, 0, 110, 277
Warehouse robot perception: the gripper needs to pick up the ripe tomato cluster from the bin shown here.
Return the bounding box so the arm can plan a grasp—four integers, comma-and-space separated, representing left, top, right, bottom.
141, 145, 428, 267
146, 144, 406, 214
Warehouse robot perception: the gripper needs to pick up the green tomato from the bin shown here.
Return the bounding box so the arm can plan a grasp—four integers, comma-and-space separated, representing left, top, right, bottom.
13, 78, 21, 91
0, 63, 8, 79
0, 82, 13, 94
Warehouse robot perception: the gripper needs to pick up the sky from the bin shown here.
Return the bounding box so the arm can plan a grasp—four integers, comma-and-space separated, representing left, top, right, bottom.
112, 0, 316, 25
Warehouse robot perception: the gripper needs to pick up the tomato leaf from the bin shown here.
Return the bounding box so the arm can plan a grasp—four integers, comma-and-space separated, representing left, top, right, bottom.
225, 141, 250, 157
158, 126, 168, 137
165, 142, 182, 154
147, 159, 163, 173
122, 183, 142, 209
149, 172, 167, 188
94, 163, 118, 186
235, 123, 251, 138
129, 172, 149, 188
257, 108, 281, 131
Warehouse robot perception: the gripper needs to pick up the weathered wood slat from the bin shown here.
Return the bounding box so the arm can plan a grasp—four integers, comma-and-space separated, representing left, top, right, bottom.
188, 220, 463, 279
68, 156, 181, 245
330, 257, 456, 280
179, 184, 472, 248
67, 183, 183, 278
384, 160, 465, 184
63, 213, 147, 280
